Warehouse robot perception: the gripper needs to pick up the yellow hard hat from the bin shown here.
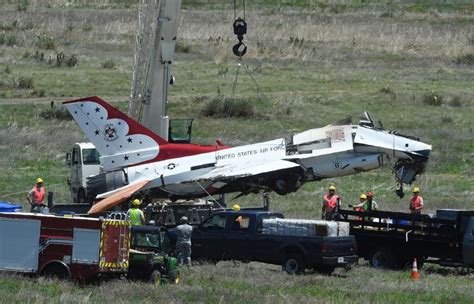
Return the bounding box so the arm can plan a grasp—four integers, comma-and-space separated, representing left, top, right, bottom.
132, 199, 141, 206
231, 204, 241, 211
360, 194, 367, 200
328, 185, 336, 191
36, 178, 43, 184
412, 187, 420, 193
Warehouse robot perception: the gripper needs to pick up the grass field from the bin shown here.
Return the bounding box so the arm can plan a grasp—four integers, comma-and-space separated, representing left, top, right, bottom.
0, 0, 473, 303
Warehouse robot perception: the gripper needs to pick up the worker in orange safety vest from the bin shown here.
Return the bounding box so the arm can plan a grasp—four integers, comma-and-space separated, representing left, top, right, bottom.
409, 187, 424, 214
27, 178, 46, 212
321, 185, 340, 220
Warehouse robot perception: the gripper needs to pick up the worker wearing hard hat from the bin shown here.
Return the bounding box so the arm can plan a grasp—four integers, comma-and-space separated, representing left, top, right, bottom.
27, 178, 46, 212
365, 192, 378, 212
349, 193, 367, 211
231, 204, 244, 228
321, 185, 341, 220
175, 216, 193, 266
409, 187, 424, 214
127, 199, 145, 225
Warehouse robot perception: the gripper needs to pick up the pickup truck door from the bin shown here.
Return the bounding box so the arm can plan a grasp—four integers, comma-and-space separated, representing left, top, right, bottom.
462, 217, 474, 266
223, 214, 252, 260
192, 214, 228, 260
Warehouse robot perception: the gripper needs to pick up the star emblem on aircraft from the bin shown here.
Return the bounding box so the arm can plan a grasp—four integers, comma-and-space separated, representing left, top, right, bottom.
167, 163, 176, 170
104, 124, 118, 141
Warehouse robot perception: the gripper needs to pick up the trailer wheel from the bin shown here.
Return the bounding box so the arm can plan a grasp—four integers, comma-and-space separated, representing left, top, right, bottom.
149, 270, 162, 285
370, 249, 395, 269
283, 254, 305, 274
313, 264, 336, 275
42, 263, 70, 280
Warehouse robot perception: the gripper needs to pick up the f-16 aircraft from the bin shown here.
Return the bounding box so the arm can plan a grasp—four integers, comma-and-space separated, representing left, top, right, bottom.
64, 96, 431, 214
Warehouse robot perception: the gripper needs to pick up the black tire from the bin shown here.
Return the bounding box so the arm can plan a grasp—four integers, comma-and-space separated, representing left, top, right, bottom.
149, 270, 162, 285
313, 264, 336, 275
283, 254, 305, 275
42, 263, 70, 280
272, 174, 302, 195
370, 249, 396, 269
168, 270, 181, 284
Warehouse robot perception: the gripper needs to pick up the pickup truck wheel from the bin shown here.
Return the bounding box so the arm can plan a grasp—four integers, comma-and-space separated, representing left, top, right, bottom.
313, 264, 336, 275
283, 254, 305, 275
168, 270, 181, 284
149, 270, 162, 285
370, 249, 395, 269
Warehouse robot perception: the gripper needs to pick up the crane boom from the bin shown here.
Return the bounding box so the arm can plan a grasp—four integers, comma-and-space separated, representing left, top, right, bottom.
129, 0, 182, 140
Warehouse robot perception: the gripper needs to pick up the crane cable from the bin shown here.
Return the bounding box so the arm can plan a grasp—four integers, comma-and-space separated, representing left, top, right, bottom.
219, 0, 289, 141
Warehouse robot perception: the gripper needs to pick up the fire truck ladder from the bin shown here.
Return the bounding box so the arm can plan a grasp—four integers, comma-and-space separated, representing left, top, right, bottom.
117, 224, 130, 267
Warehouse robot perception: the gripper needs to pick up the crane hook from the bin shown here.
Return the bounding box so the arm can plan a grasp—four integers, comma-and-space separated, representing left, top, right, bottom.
232, 17, 247, 57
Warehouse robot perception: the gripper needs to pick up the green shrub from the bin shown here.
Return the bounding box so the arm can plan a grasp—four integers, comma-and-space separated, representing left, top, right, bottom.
441, 116, 453, 123
449, 96, 463, 107
17, 76, 34, 89
101, 59, 116, 69
379, 86, 394, 95
176, 40, 194, 53
454, 53, 474, 65
31, 89, 46, 97
201, 96, 256, 118
422, 91, 443, 106
0, 33, 19, 46
4, 65, 11, 74
39, 106, 72, 120
35, 34, 56, 50
66, 54, 78, 67
17, 0, 29, 12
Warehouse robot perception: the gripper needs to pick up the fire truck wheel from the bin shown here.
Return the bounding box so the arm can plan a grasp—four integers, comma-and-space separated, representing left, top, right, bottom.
42, 263, 70, 280
149, 270, 162, 285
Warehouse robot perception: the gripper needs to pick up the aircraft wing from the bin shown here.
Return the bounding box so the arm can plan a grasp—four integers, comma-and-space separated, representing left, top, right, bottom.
195, 159, 300, 181
88, 179, 150, 215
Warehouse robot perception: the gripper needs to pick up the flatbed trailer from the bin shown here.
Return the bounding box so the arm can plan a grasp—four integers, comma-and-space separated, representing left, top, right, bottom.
336, 209, 474, 269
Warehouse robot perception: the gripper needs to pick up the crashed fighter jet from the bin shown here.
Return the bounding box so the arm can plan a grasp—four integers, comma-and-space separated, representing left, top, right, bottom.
63, 96, 431, 214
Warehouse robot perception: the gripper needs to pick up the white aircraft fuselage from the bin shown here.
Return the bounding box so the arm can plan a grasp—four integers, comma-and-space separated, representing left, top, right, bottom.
64, 96, 431, 212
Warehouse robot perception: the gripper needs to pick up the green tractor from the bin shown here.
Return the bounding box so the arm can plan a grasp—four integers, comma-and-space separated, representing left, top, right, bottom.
128, 225, 180, 284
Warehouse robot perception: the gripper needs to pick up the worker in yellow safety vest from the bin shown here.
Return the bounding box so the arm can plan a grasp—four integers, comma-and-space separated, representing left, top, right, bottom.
127, 199, 145, 225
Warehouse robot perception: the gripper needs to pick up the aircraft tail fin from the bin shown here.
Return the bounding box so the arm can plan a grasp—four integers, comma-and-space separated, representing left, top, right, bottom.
63, 96, 167, 171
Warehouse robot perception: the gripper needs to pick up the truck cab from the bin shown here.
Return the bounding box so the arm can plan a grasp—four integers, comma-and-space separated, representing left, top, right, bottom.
65, 142, 101, 204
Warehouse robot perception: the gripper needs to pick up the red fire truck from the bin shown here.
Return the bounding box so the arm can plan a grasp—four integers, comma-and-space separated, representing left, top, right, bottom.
0, 212, 130, 280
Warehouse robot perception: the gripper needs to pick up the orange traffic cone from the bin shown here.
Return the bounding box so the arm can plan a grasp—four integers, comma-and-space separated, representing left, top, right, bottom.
411, 258, 419, 281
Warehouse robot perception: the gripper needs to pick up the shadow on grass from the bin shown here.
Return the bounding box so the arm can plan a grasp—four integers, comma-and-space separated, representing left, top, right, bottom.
423, 265, 473, 277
